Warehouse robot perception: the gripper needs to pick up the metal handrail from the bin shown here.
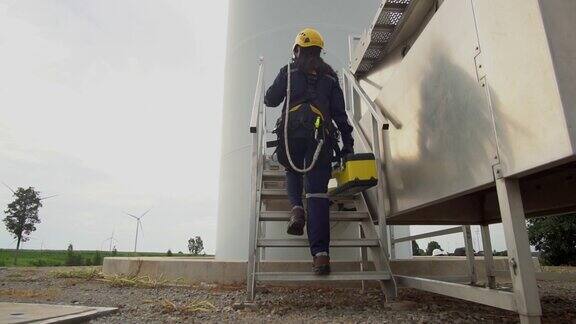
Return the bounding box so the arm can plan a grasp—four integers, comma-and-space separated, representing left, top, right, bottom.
342, 68, 402, 130
345, 107, 372, 153
247, 57, 265, 298
249, 57, 265, 133
342, 70, 392, 257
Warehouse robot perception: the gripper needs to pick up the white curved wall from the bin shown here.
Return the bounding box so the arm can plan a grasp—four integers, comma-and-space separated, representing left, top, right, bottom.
216, 0, 384, 261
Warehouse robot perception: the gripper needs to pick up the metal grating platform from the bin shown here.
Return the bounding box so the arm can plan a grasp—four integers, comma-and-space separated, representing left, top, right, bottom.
350, 0, 413, 76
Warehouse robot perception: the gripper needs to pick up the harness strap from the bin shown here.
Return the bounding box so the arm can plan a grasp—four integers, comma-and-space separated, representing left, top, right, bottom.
282, 61, 325, 174
288, 104, 325, 120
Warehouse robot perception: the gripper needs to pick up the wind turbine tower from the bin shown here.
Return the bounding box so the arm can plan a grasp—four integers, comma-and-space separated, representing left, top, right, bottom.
124, 208, 151, 252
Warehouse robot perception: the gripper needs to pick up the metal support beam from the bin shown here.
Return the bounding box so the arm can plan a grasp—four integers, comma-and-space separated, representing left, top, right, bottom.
359, 224, 368, 294
392, 226, 463, 244
420, 275, 474, 283
389, 225, 396, 260
496, 178, 542, 323
481, 225, 496, 288
463, 225, 477, 284
395, 275, 517, 311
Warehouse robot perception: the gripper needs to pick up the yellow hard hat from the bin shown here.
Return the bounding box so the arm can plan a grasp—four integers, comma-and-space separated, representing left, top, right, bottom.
293, 28, 324, 50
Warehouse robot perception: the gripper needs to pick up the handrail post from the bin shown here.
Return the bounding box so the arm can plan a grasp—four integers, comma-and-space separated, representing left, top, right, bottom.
343, 67, 394, 257
372, 115, 391, 257
481, 225, 496, 288
389, 225, 396, 260
463, 225, 477, 284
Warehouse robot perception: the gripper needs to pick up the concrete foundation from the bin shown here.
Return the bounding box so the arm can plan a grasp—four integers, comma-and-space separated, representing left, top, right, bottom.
0, 302, 116, 324
103, 256, 539, 285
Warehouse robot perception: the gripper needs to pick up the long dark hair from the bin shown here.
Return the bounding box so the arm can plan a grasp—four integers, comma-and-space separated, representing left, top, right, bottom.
293, 45, 337, 78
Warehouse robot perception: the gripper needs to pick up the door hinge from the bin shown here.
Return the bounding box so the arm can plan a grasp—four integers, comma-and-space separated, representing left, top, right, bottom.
474, 45, 486, 83
492, 163, 503, 180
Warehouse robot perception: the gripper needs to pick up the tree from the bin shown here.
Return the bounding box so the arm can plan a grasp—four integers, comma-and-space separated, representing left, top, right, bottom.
528, 214, 576, 266
412, 241, 425, 256
166, 249, 173, 256
92, 251, 103, 266
188, 236, 204, 255
426, 241, 442, 256
65, 244, 83, 266
2, 187, 43, 264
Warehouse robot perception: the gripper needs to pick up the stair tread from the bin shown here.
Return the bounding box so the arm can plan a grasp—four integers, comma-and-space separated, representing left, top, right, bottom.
260, 189, 290, 195
260, 211, 368, 221
257, 238, 379, 247
262, 170, 285, 178
261, 189, 357, 201
255, 271, 391, 281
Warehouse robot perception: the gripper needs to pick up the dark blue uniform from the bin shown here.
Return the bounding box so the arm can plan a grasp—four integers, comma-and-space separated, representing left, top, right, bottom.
265, 65, 354, 256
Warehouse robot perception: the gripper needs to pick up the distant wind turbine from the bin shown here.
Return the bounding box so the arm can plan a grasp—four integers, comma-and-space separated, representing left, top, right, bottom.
2, 181, 14, 194
8, 236, 44, 252
2, 181, 58, 200
123, 208, 151, 252
101, 229, 118, 252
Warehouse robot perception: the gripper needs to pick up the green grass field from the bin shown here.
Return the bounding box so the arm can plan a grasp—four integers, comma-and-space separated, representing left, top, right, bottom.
0, 249, 210, 267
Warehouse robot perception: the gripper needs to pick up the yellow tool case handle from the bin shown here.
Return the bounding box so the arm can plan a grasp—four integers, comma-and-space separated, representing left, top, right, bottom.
329, 153, 378, 197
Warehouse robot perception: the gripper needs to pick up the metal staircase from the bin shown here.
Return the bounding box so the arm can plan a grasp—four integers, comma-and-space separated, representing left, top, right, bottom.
246, 58, 397, 301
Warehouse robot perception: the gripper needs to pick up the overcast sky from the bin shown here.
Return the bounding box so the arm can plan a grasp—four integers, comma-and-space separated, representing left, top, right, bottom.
0, 0, 510, 256
0, 0, 228, 253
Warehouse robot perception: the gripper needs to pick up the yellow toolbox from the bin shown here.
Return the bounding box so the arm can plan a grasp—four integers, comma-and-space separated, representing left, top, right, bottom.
329, 153, 378, 197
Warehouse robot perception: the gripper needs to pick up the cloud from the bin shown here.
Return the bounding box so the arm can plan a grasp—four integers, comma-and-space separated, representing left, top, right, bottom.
0, 124, 218, 253
0, 0, 227, 254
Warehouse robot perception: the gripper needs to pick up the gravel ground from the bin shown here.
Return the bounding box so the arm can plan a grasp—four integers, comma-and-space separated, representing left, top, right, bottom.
0, 267, 575, 323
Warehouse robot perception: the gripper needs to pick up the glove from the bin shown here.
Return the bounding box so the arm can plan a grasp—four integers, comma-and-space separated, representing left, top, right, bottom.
340, 144, 354, 158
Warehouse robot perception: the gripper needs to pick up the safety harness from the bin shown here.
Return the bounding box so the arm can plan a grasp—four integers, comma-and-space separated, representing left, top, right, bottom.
272, 62, 332, 173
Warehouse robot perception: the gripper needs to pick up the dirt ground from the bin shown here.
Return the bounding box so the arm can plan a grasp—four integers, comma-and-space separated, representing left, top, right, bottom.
0, 267, 575, 323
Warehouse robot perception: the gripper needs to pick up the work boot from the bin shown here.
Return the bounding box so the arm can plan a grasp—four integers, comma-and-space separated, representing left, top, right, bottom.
286, 206, 305, 236
312, 252, 330, 275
